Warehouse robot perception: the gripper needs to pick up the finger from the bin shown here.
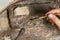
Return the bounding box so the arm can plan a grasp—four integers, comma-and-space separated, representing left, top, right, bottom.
45, 9, 60, 16
49, 20, 54, 25
48, 18, 54, 25
46, 17, 54, 25
56, 13, 60, 17
48, 14, 60, 29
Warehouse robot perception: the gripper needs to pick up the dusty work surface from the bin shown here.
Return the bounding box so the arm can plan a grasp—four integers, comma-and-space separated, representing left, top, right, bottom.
0, 0, 60, 40
0, 11, 60, 40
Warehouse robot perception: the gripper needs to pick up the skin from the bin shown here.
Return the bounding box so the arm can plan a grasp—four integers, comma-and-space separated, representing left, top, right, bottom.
46, 9, 60, 29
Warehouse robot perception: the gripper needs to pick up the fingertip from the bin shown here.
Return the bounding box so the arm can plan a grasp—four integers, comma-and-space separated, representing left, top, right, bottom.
48, 14, 53, 19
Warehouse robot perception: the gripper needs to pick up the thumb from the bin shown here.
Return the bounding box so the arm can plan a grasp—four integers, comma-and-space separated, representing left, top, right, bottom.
48, 14, 60, 29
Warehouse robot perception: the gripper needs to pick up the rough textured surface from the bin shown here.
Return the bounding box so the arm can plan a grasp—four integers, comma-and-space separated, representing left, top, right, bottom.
0, 11, 9, 34
0, 12, 59, 40
0, 15, 60, 40
0, 0, 60, 40
14, 6, 29, 16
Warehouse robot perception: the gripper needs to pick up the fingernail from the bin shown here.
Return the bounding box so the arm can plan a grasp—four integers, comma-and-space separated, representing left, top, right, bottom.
48, 14, 54, 19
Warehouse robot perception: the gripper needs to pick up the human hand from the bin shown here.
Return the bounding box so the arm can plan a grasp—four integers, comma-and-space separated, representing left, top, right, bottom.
46, 9, 60, 29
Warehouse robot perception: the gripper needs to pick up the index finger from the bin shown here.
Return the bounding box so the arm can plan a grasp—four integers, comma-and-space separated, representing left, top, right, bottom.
48, 14, 60, 29
45, 9, 60, 16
